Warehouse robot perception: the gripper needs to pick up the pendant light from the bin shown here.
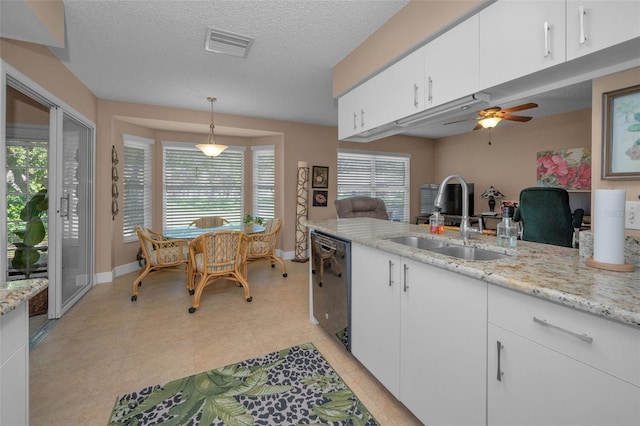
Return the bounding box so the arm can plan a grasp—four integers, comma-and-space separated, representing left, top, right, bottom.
196, 97, 227, 156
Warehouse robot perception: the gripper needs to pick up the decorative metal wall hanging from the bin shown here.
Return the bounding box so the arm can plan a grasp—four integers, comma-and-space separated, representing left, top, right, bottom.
112, 145, 119, 220
293, 161, 309, 262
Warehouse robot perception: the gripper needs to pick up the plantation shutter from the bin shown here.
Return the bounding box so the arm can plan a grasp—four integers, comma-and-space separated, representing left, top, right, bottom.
337, 149, 410, 222
252, 146, 275, 220
163, 143, 245, 228
123, 135, 154, 242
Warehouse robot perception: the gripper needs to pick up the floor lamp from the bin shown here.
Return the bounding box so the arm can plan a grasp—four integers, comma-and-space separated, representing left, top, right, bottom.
293, 161, 309, 262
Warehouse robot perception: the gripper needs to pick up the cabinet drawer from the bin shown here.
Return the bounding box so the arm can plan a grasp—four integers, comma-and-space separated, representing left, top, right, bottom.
488, 285, 640, 386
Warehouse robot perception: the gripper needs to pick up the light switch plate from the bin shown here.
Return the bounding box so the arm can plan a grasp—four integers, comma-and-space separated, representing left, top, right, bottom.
625, 201, 640, 230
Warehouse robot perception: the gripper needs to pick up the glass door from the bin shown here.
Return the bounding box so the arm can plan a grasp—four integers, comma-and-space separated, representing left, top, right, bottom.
48, 108, 94, 318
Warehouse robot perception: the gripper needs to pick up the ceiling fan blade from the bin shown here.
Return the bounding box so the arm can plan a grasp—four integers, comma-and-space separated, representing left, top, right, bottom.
501, 102, 538, 114
443, 116, 481, 125
502, 115, 532, 122
473, 123, 483, 131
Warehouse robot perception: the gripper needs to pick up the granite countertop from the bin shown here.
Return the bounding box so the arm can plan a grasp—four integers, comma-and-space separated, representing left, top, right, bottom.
305, 218, 640, 329
0, 278, 49, 316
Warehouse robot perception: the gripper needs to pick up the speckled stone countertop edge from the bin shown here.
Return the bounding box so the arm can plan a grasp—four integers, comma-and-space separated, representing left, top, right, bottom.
0, 278, 49, 316
305, 218, 640, 330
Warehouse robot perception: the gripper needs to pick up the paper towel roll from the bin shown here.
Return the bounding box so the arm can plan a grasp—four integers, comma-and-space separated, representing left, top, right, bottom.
593, 189, 626, 265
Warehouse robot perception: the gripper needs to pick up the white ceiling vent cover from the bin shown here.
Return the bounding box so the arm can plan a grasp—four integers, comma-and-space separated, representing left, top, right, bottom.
205, 27, 254, 58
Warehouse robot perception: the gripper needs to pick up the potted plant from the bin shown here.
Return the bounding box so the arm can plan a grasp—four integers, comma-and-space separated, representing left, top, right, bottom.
243, 213, 264, 225
12, 189, 48, 278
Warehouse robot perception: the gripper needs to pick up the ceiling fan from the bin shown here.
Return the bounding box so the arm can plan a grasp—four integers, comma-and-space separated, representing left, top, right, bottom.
445, 102, 539, 130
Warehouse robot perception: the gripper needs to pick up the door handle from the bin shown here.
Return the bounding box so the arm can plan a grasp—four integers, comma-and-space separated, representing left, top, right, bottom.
543, 21, 550, 57
59, 194, 70, 219
403, 264, 409, 292
496, 341, 504, 381
579, 5, 587, 44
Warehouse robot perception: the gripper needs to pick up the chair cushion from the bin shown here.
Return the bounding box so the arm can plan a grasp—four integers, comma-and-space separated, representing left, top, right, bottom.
148, 245, 189, 264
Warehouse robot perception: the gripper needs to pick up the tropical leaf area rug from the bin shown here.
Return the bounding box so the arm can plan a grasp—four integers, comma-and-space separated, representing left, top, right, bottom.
109, 342, 378, 426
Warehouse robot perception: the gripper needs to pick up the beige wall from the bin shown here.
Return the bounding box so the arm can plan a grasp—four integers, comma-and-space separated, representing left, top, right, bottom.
333, 0, 484, 97
434, 108, 592, 212
591, 67, 640, 238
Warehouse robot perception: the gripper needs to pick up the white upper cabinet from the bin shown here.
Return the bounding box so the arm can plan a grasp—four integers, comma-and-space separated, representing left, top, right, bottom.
337, 75, 383, 140
379, 47, 426, 124
424, 14, 480, 108
566, 1, 640, 61
479, 0, 566, 89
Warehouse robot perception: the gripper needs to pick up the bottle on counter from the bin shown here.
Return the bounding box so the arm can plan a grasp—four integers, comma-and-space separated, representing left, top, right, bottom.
497, 207, 518, 248
430, 211, 444, 234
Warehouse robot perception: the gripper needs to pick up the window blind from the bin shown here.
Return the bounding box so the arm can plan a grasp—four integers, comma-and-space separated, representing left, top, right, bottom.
123, 135, 153, 241
252, 146, 275, 220
163, 144, 245, 228
337, 149, 410, 222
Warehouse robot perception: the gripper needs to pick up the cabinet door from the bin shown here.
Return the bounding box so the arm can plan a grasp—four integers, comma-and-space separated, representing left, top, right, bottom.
400, 258, 487, 425
566, 1, 640, 60
337, 88, 359, 140
0, 303, 29, 426
488, 324, 640, 426
379, 47, 425, 123
351, 243, 401, 397
424, 14, 480, 108
479, 0, 566, 89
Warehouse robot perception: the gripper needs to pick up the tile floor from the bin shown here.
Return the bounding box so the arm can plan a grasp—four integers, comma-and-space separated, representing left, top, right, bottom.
29, 259, 422, 425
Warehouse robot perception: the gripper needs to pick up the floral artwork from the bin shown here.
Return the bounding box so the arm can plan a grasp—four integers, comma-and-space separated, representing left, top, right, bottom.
603, 84, 640, 178
536, 148, 591, 190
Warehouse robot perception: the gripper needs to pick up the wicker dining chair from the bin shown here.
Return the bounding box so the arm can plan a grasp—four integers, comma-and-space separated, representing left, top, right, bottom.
189, 216, 230, 228
246, 218, 287, 277
188, 231, 251, 313
132, 226, 191, 302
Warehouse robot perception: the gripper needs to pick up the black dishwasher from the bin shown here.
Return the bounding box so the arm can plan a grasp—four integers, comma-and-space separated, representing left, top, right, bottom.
311, 231, 351, 352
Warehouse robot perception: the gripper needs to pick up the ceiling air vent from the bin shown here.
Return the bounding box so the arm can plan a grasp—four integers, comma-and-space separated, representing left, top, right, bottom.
205, 27, 254, 58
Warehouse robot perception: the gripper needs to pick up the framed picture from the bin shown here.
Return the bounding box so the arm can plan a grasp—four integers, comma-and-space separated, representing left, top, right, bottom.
602, 84, 640, 179
312, 166, 329, 188
312, 190, 328, 207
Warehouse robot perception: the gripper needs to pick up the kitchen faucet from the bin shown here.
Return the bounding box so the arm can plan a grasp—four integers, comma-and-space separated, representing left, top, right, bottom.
434, 174, 483, 240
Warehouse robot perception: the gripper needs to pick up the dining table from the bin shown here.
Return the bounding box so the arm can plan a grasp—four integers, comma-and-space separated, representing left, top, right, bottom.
163, 222, 265, 239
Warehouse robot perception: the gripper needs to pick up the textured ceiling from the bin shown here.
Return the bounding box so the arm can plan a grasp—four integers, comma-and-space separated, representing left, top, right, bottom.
48, 0, 409, 131
18, 0, 594, 139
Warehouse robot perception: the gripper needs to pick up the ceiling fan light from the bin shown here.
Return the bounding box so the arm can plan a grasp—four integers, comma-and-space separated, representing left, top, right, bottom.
479, 117, 502, 129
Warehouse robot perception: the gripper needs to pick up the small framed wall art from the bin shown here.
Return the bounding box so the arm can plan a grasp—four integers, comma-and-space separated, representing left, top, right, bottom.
312, 166, 329, 188
602, 84, 640, 179
313, 190, 328, 207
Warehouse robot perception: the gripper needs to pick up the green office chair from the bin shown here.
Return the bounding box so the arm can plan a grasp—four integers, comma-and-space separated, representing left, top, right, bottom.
513, 187, 584, 248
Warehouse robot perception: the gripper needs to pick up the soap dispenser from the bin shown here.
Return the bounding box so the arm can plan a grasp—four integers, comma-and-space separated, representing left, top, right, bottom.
430, 211, 444, 234
497, 207, 518, 248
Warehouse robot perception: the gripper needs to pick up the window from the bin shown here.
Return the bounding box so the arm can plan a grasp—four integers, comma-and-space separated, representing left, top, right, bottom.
163, 143, 245, 228
6, 126, 49, 278
123, 135, 154, 242
252, 145, 275, 220
337, 149, 410, 222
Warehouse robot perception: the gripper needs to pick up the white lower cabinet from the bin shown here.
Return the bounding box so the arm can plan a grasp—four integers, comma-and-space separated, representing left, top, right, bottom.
488, 285, 640, 426
400, 257, 487, 425
352, 242, 640, 425
0, 303, 29, 426
351, 243, 401, 397
351, 243, 486, 424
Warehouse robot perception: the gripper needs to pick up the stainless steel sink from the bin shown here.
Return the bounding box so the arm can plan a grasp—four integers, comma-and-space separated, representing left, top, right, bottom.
427, 245, 507, 261
385, 236, 446, 250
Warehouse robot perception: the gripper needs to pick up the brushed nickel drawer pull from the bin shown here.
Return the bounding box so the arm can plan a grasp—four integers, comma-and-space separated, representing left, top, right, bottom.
533, 316, 593, 344
496, 341, 504, 382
